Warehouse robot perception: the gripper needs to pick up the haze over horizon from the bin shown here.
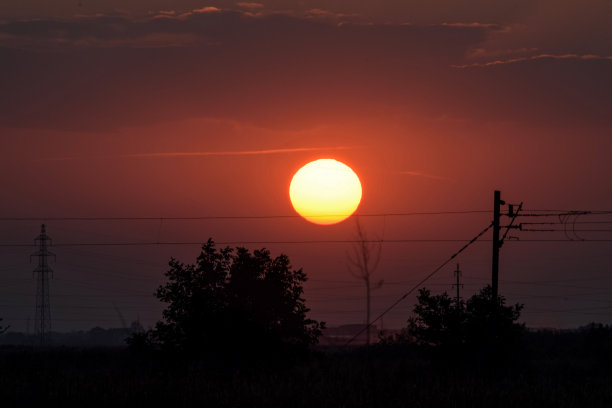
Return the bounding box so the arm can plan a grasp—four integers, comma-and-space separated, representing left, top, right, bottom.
1, 0, 611, 334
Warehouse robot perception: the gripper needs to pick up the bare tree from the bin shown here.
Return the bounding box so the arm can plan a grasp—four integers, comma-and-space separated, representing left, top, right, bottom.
347, 217, 383, 345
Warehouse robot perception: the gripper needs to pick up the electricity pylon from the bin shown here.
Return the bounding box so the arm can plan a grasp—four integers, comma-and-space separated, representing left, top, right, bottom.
32, 224, 54, 345
452, 264, 463, 308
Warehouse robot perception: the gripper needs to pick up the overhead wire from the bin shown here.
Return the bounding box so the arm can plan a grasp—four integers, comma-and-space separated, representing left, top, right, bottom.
516, 210, 612, 217
343, 221, 494, 346
4, 238, 612, 248
0, 239, 491, 247
0, 210, 492, 222
521, 221, 612, 225
521, 229, 612, 232
3, 207, 612, 330
1, 209, 612, 223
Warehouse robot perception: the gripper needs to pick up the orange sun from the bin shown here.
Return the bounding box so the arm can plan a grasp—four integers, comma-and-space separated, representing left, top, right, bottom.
289, 159, 362, 225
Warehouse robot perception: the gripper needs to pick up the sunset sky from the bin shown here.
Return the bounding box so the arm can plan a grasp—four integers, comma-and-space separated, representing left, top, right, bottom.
1, 0, 611, 332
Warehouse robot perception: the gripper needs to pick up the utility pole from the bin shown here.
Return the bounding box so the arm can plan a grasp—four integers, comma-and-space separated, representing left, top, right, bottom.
491, 190, 505, 303
32, 224, 54, 345
491, 191, 523, 304
452, 264, 463, 307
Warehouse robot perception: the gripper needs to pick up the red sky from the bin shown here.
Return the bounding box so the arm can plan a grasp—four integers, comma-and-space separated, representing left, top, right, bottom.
1, 1, 612, 332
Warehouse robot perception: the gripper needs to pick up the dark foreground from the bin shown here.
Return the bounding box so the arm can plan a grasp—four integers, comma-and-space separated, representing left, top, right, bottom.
2, 333, 612, 407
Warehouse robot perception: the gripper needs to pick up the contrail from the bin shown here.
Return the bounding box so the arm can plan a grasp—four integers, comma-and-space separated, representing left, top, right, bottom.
39, 146, 357, 161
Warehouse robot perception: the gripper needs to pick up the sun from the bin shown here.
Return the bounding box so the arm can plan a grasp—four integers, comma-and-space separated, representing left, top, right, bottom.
289, 159, 362, 225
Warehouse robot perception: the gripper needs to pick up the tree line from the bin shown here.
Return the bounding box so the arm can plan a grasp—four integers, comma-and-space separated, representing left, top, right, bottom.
125, 238, 524, 360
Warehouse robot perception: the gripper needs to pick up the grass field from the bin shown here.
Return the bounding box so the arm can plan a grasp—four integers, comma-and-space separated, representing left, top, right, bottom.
2, 337, 612, 407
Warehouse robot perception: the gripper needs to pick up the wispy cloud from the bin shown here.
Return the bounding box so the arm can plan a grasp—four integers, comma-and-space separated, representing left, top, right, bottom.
39, 146, 358, 162
237, 2, 264, 9
466, 47, 540, 59
126, 146, 355, 158
454, 53, 612, 68
192, 6, 222, 14
305, 8, 352, 20
396, 170, 450, 181
441, 22, 504, 30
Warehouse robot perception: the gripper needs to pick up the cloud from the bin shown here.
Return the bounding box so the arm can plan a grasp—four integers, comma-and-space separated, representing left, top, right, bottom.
79, 33, 202, 48
0, 11, 490, 131
237, 2, 264, 9
39, 146, 358, 162
396, 171, 451, 181
0, 8, 610, 132
441, 22, 504, 30
466, 46, 539, 59
126, 146, 356, 158
305, 8, 351, 20
0, 16, 207, 48
473, 0, 612, 58
192, 6, 222, 13
0, 10, 487, 51
153, 6, 223, 20
454, 53, 612, 68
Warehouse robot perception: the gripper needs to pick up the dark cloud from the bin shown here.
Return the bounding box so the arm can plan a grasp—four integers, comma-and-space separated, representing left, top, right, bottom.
0, 11, 488, 130
472, 0, 612, 59
0, 9, 610, 132
0, 0, 532, 24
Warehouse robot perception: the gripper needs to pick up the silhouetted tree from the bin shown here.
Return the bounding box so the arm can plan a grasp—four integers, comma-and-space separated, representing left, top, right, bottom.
464, 285, 524, 356
391, 285, 523, 358
131, 239, 323, 355
406, 288, 466, 351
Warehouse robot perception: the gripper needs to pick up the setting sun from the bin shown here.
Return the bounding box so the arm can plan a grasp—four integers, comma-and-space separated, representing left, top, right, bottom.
289, 159, 362, 225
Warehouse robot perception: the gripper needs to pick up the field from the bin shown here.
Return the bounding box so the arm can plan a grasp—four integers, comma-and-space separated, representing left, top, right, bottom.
2, 332, 612, 407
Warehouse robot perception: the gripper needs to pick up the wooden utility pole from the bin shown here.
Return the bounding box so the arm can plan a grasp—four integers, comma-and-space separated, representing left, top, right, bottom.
492, 190, 504, 303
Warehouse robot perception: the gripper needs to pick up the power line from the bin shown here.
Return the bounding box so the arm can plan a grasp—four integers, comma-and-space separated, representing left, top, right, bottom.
0, 239, 488, 247
528, 308, 612, 318
2, 317, 132, 322
516, 211, 612, 217
521, 229, 612, 232
344, 222, 494, 346
521, 221, 612, 225
464, 276, 612, 292
0, 210, 491, 222
515, 239, 612, 242
3, 209, 612, 223
4, 238, 612, 248
0, 304, 156, 311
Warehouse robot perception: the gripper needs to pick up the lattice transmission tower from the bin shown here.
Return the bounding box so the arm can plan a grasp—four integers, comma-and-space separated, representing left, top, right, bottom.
31, 224, 54, 344
452, 263, 463, 308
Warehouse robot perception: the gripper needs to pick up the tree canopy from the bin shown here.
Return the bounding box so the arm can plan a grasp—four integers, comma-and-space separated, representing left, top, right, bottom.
391, 285, 524, 358
129, 239, 323, 355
